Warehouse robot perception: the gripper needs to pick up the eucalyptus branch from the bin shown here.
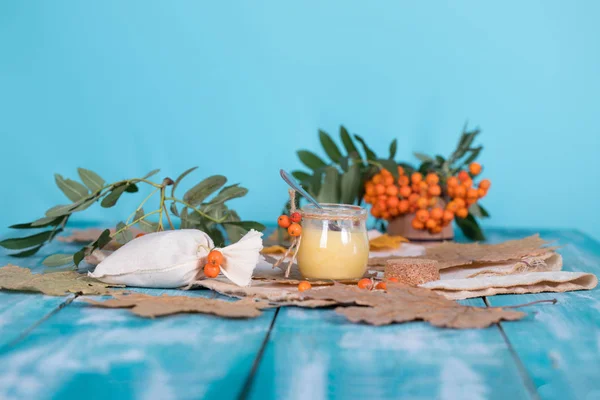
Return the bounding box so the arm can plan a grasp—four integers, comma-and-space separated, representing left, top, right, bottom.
165, 197, 228, 224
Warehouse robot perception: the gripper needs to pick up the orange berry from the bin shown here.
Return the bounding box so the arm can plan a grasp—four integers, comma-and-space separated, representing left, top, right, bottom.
288, 223, 302, 237
386, 185, 398, 196
381, 211, 391, 220
430, 225, 443, 234
398, 200, 410, 213
426, 173, 439, 185
458, 170, 470, 182
446, 201, 458, 212
363, 195, 373, 204
381, 168, 392, 177
466, 198, 477, 207
375, 282, 387, 290
399, 186, 412, 198
386, 196, 399, 209
365, 183, 375, 196
411, 172, 423, 184
428, 185, 441, 197
429, 197, 438, 207
408, 193, 420, 204
298, 281, 312, 292
454, 198, 466, 208
389, 207, 399, 217
398, 175, 410, 186
388, 277, 399, 282
425, 219, 437, 229
467, 188, 479, 200
416, 209, 430, 223
135, 233, 145, 238
443, 210, 454, 222
462, 178, 473, 189
207, 250, 224, 266
204, 264, 220, 278
377, 199, 387, 210
478, 188, 487, 198
290, 212, 302, 223
397, 166, 405, 176
384, 175, 395, 186
454, 186, 466, 198
479, 179, 491, 190
411, 218, 425, 230
277, 215, 291, 228
456, 208, 468, 219
372, 174, 383, 184
447, 176, 459, 187
417, 197, 429, 210
370, 206, 382, 218
375, 184, 386, 195
357, 278, 373, 290
430, 207, 444, 221
469, 162, 482, 176
447, 187, 456, 197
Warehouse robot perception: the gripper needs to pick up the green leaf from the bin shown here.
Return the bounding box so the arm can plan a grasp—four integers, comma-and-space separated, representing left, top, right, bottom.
461, 146, 482, 166
114, 222, 133, 245
308, 169, 323, 198
221, 221, 266, 232
71, 197, 97, 212
170, 202, 179, 217
297, 150, 327, 171
143, 169, 161, 179
77, 168, 105, 192
10, 217, 62, 229
319, 130, 343, 163
340, 164, 361, 204
0, 229, 62, 250
469, 203, 490, 218
138, 219, 159, 233
10, 245, 43, 258
179, 208, 189, 229
125, 183, 139, 193
54, 174, 89, 202
291, 171, 311, 184
435, 155, 446, 165
101, 185, 128, 208
413, 152, 434, 163
93, 229, 112, 249
389, 139, 397, 159
340, 126, 360, 158
353, 135, 376, 161
316, 166, 340, 203
455, 214, 485, 241
206, 227, 226, 247
45, 203, 79, 218
377, 158, 399, 179
183, 175, 227, 206
208, 184, 248, 205
73, 248, 86, 266
171, 166, 198, 197
43, 253, 74, 267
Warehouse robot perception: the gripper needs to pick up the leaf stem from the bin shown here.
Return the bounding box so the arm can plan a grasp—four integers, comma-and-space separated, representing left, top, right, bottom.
125, 188, 160, 224
112, 209, 161, 238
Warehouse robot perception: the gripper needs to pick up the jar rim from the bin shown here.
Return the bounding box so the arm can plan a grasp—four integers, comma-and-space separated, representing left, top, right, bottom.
301, 203, 367, 220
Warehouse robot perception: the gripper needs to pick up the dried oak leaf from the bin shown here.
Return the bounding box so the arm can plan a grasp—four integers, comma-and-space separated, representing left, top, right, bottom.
301, 284, 524, 329
0, 264, 123, 296
84, 293, 268, 318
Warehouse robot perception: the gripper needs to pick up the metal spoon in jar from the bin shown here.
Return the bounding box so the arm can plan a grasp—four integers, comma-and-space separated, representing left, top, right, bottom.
279, 169, 341, 231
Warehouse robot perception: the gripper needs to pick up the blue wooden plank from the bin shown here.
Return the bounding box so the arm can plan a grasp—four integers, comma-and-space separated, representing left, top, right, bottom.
484, 229, 600, 400
0, 288, 275, 400
248, 298, 532, 400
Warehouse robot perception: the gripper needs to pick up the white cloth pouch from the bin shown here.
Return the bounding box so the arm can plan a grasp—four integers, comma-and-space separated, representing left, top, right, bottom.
89, 229, 263, 288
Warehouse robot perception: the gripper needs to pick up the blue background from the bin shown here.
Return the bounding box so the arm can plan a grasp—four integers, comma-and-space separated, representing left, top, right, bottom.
1, 1, 599, 240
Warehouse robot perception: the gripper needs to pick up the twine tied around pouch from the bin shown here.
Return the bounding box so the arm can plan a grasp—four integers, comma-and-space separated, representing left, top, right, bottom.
274, 189, 302, 278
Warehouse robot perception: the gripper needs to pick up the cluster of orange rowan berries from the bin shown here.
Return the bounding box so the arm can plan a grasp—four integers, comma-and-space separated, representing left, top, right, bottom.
204, 249, 224, 278
277, 212, 303, 237
297, 277, 397, 292
363, 162, 490, 234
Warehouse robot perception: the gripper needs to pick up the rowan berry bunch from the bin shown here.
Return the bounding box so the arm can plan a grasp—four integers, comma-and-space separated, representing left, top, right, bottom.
277, 211, 303, 237
204, 249, 224, 278
363, 162, 490, 234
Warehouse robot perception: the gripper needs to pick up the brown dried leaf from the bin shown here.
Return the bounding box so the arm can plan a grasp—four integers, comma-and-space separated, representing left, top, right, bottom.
84, 293, 268, 318
301, 283, 525, 328
368, 234, 556, 269
261, 245, 288, 255
369, 234, 408, 251
0, 264, 123, 296
57, 228, 144, 250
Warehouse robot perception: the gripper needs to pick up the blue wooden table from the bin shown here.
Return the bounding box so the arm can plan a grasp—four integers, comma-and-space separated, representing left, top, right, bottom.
0, 226, 599, 400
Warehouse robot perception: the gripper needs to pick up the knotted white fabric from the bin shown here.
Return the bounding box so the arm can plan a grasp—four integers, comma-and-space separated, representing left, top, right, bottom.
89, 229, 263, 288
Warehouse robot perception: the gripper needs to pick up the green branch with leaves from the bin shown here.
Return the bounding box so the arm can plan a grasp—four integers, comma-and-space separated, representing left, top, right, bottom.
0, 167, 265, 268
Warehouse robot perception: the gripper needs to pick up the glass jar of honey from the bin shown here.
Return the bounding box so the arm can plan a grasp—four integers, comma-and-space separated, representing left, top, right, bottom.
296, 204, 369, 280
